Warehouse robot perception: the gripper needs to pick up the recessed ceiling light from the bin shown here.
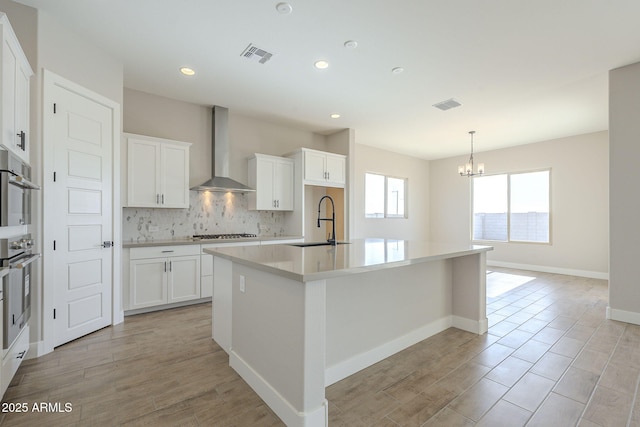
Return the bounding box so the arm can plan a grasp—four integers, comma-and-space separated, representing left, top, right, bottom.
391, 67, 404, 74
180, 67, 195, 76
343, 40, 358, 49
330, 113, 341, 119
314, 60, 329, 69
275, 2, 292, 14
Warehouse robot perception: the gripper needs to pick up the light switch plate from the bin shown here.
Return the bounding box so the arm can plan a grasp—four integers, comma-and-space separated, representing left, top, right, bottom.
239, 275, 246, 293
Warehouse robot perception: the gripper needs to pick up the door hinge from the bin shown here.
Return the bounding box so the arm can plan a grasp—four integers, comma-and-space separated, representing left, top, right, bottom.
53, 309, 56, 320
53, 103, 57, 114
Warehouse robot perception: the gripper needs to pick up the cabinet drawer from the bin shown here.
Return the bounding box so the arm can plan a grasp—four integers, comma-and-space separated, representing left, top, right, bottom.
130, 245, 200, 259
1, 325, 29, 395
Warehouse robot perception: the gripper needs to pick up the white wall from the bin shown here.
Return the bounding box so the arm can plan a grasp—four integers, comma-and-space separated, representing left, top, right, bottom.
609, 61, 640, 325
430, 131, 609, 278
124, 88, 327, 189
37, 11, 123, 105
351, 144, 430, 241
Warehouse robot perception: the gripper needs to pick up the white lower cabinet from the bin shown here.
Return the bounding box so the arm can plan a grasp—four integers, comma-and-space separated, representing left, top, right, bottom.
1, 324, 28, 397
128, 245, 200, 311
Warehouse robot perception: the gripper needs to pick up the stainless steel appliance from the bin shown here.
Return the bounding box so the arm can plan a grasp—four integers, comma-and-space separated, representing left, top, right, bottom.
1, 234, 39, 349
0, 148, 40, 226
193, 233, 257, 240
190, 106, 255, 193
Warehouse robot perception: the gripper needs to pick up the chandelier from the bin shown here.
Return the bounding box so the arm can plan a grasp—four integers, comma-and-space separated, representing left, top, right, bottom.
458, 131, 484, 177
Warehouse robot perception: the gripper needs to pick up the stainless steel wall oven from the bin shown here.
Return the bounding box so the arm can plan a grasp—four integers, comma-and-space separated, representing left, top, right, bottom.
1, 234, 39, 349
0, 148, 40, 226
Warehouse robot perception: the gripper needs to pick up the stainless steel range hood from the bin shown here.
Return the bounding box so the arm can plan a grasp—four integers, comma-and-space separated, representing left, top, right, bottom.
190, 106, 255, 193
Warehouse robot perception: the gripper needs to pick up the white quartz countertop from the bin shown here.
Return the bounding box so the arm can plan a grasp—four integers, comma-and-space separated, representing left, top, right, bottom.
204, 238, 493, 282
122, 235, 303, 248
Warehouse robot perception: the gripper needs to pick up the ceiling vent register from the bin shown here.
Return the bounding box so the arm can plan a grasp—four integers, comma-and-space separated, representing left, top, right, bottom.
433, 98, 462, 111
241, 43, 273, 64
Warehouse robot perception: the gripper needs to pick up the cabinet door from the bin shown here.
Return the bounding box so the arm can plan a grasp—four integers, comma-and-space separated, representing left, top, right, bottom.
128, 139, 160, 207
161, 144, 189, 208
325, 154, 346, 187
2, 37, 16, 153
14, 64, 29, 161
274, 159, 294, 210
168, 255, 201, 303
130, 258, 167, 309
255, 156, 276, 209
304, 150, 327, 182
1, 324, 28, 397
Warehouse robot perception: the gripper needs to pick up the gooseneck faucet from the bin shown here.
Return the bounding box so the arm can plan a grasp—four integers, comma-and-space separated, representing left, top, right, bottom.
317, 195, 336, 246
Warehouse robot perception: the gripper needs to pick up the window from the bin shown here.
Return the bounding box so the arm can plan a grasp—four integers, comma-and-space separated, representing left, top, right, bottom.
473, 170, 550, 243
365, 173, 407, 218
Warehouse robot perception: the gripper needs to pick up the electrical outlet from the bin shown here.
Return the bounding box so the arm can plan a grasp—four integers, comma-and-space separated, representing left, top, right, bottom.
239, 275, 246, 293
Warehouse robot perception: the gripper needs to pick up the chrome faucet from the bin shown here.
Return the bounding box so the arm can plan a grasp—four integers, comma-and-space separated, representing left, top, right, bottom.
317, 195, 336, 246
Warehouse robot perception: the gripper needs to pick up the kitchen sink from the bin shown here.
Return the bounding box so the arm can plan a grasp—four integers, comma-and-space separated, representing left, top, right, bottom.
287, 241, 350, 247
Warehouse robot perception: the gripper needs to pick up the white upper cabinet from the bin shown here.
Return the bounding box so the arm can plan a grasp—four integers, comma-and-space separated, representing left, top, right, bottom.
248, 153, 294, 211
299, 148, 346, 188
1, 14, 33, 163
126, 133, 191, 208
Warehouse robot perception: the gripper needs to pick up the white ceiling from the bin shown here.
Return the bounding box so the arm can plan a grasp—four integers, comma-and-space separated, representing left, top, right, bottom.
16, 0, 640, 159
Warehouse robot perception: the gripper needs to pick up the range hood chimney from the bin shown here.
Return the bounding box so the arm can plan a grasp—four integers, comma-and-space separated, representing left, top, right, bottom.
190, 106, 255, 193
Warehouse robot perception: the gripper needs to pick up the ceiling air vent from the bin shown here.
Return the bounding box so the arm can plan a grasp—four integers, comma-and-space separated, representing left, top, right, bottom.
240, 43, 273, 64
433, 98, 462, 111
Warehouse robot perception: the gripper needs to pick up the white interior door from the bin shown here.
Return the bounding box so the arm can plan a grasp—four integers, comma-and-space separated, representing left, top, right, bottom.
51, 82, 114, 347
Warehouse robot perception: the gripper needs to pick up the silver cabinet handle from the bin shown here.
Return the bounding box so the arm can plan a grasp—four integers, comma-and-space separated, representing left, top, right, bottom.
169, 261, 172, 272
162, 194, 165, 204
156, 194, 160, 204
161, 250, 174, 253
17, 131, 25, 150
164, 261, 167, 272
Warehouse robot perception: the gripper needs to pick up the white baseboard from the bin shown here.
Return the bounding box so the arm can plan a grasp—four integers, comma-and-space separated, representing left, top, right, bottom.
453, 315, 488, 335
230, 351, 328, 427
27, 340, 48, 359
124, 297, 211, 316
487, 261, 608, 280
607, 307, 640, 326
324, 316, 453, 386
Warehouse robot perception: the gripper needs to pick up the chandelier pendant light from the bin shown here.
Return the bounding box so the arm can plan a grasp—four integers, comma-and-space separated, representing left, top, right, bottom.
458, 130, 485, 177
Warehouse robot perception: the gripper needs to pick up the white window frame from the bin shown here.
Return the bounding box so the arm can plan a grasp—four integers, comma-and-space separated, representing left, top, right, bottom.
365, 172, 408, 219
472, 169, 551, 244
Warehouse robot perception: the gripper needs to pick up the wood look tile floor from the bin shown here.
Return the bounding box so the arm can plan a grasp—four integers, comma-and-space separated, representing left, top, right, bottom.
2, 267, 639, 426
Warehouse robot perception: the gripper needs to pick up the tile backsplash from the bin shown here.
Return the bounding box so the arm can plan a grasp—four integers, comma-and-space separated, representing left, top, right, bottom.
123, 191, 287, 242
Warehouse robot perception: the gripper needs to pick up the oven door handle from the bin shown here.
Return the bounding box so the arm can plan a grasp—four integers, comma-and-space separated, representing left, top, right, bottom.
12, 253, 41, 269
8, 174, 41, 190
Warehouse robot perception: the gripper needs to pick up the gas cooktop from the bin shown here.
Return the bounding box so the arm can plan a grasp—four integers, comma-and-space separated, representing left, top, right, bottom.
193, 233, 258, 240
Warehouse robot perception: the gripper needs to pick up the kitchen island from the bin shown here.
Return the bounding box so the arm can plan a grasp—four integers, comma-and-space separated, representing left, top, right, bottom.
205, 238, 492, 427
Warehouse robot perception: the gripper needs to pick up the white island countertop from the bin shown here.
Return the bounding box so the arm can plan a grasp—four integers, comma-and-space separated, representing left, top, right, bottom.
204, 238, 492, 282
